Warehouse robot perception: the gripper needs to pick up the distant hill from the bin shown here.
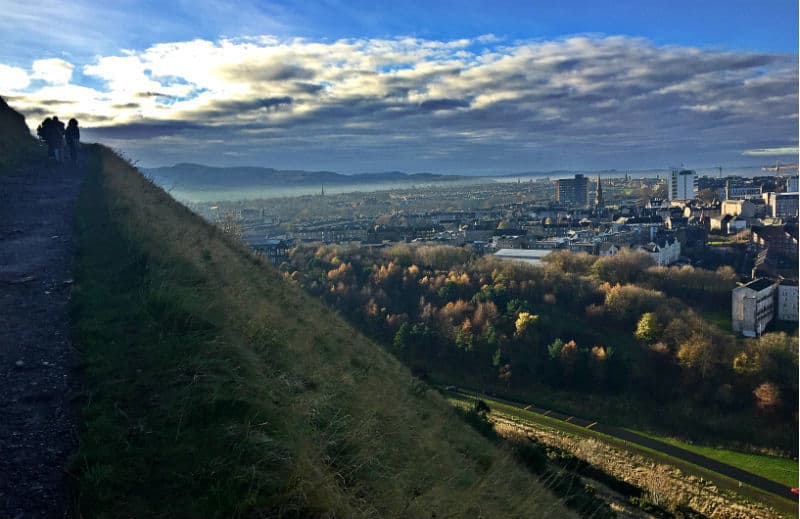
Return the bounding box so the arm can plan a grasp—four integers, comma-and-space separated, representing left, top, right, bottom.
144, 163, 478, 190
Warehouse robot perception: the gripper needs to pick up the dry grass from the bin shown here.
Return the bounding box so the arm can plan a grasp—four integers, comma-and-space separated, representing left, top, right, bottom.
492, 417, 791, 519
71, 144, 573, 518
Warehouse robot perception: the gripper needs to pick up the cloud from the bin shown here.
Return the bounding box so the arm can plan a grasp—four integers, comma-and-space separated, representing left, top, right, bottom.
0, 64, 30, 90
31, 58, 73, 84
419, 98, 471, 111
2, 34, 797, 172
742, 147, 799, 156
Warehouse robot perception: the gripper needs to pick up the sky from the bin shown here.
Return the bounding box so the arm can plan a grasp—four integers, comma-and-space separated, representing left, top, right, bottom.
0, 0, 797, 174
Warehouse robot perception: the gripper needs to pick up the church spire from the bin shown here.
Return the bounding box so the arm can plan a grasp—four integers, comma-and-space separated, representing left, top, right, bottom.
594, 175, 604, 210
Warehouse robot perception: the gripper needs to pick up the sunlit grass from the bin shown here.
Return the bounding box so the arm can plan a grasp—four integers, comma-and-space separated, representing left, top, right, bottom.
628, 430, 798, 488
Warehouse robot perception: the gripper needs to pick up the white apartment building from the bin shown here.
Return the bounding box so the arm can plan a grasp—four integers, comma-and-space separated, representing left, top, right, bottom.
634, 238, 681, 266
669, 169, 696, 201
732, 278, 776, 337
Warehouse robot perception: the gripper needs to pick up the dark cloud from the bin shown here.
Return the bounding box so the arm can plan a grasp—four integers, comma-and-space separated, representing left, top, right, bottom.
112, 102, 139, 109
83, 120, 205, 139
136, 91, 168, 98
292, 82, 324, 94
419, 98, 471, 111
37, 99, 76, 106
217, 62, 315, 82
188, 96, 293, 120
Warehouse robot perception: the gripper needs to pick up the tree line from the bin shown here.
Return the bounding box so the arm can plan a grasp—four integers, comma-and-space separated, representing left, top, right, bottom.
283, 244, 797, 450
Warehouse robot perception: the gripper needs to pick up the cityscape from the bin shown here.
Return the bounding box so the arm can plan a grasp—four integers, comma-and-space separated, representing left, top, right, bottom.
1, 1, 798, 518
195, 167, 798, 338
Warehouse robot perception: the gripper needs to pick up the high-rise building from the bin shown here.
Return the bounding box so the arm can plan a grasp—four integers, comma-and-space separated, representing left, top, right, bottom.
669, 169, 696, 201
555, 174, 588, 206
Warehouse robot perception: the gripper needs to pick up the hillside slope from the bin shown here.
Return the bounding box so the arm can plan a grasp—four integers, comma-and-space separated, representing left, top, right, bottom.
72, 144, 571, 518
0, 96, 38, 171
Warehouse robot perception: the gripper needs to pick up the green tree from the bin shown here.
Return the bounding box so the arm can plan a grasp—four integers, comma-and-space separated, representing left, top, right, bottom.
547, 338, 564, 361
392, 322, 410, 350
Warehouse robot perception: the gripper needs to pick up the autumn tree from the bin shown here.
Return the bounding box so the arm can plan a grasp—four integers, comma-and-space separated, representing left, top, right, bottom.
677, 333, 727, 381
634, 312, 661, 343
753, 382, 781, 414
514, 311, 539, 338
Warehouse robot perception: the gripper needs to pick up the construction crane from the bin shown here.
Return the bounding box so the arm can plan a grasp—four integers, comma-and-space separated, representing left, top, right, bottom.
761, 161, 799, 172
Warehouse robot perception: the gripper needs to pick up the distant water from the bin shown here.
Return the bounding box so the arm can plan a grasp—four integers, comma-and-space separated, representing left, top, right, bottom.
160, 164, 772, 203
492, 165, 768, 182
164, 178, 486, 203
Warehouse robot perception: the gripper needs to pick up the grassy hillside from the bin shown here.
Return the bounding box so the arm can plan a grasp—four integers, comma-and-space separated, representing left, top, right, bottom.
0, 96, 39, 171
71, 144, 571, 518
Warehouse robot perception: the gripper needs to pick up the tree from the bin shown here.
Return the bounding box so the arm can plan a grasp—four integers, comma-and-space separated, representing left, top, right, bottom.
455, 319, 475, 351
589, 346, 608, 387
753, 382, 781, 413
634, 312, 661, 343
547, 338, 564, 361
514, 311, 539, 338
697, 188, 718, 204
677, 333, 725, 381
392, 322, 410, 350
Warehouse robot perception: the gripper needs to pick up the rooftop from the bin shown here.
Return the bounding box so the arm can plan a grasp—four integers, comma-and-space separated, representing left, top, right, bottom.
742, 278, 776, 292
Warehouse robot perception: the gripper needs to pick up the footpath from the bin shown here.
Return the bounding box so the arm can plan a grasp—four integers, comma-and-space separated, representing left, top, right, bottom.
450, 388, 798, 502
0, 161, 85, 518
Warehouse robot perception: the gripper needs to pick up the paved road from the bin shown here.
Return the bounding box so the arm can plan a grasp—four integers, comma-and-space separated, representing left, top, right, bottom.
0, 160, 84, 518
451, 388, 798, 502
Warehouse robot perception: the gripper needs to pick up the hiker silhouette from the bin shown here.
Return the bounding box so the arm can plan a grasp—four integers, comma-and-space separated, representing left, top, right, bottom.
51, 116, 65, 163
36, 117, 54, 158
65, 119, 80, 166
38, 116, 66, 163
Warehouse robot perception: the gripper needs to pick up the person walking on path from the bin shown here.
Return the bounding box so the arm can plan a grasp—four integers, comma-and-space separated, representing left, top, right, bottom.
65, 118, 80, 166
51, 116, 66, 163
36, 117, 55, 159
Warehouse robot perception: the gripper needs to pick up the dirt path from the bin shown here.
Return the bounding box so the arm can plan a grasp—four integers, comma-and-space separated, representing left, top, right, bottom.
0, 161, 85, 518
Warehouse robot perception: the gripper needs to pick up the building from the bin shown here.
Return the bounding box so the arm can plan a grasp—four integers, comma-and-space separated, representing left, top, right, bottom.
494, 248, 553, 265
556, 174, 588, 207
634, 238, 681, 266
751, 224, 799, 262
722, 178, 762, 200
777, 279, 798, 321
669, 169, 696, 201
732, 278, 776, 337
787, 175, 799, 193
598, 242, 619, 257
247, 238, 291, 265
710, 214, 747, 234
721, 199, 755, 218
764, 192, 798, 218
594, 175, 604, 210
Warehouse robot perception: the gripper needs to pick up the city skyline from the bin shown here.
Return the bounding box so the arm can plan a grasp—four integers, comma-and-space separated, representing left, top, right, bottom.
1, 0, 797, 173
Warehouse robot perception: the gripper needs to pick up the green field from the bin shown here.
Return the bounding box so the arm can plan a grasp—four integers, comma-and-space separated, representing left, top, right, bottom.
629, 430, 798, 488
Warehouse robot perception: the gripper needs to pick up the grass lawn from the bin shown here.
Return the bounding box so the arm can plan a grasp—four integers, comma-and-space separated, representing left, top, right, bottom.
700, 308, 734, 334
629, 430, 798, 488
